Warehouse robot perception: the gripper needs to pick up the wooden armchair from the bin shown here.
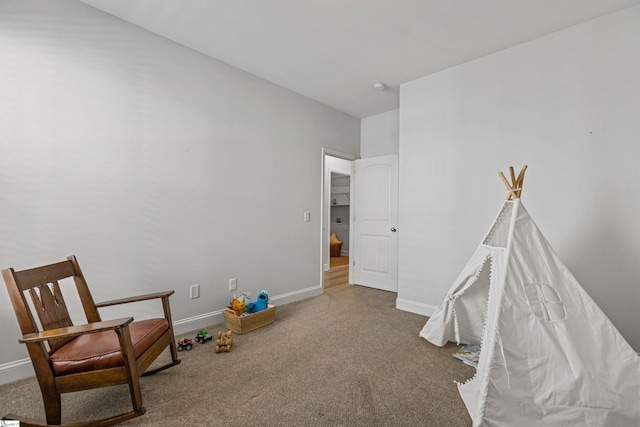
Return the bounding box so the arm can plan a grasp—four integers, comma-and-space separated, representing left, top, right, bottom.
2, 255, 181, 426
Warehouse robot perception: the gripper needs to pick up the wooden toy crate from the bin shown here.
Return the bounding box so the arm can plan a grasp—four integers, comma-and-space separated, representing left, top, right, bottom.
223, 305, 276, 334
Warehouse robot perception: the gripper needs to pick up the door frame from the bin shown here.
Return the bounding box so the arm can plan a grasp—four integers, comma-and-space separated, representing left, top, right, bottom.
320, 148, 356, 288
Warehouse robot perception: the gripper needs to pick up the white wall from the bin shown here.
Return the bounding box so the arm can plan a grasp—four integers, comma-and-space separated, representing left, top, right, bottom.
398, 6, 640, 351
360, 109, 399, 158
0, 0, 359, 383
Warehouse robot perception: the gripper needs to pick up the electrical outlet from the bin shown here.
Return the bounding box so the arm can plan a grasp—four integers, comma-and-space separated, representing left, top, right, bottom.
190, 285, 200, 299
229, 278, 237, 291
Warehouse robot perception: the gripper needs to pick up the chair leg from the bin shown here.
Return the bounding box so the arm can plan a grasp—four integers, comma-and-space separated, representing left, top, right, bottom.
127, 377, 144, 414
43, 392, 62, 426
168, 327, 180, 365
116, 325, 144, 413
162, 295, 181, 365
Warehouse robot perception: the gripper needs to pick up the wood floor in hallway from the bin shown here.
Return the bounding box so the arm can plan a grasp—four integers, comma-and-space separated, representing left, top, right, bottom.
324, 255, 349, 290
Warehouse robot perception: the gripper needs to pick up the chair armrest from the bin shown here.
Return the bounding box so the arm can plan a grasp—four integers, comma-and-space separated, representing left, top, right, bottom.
95, 290, 175, 308
19, 317, 134, 344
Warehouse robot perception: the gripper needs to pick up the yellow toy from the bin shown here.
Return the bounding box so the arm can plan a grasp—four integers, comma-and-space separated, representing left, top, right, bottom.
229, 298, 247, 316
216, 330, 233, 353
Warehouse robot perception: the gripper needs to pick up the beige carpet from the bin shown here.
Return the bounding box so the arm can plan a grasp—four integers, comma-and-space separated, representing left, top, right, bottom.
0, 285, 474, 426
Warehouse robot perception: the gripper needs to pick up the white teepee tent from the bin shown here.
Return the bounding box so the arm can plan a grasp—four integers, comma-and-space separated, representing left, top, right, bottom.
420, 166, 640, 427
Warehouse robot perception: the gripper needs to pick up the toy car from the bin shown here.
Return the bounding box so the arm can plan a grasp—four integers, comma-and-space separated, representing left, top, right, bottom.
195, 329, 213, 344
177, 338, 193, 351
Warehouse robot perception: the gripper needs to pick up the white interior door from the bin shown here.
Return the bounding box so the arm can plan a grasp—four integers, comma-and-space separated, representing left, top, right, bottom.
352, 154, 398, 292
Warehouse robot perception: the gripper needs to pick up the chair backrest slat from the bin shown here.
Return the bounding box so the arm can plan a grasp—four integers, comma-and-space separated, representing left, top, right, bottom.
28, 281, 74, 350
13, 260, 76, 291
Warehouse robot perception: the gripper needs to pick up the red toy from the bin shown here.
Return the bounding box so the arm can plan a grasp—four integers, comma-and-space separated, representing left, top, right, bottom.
177, 338, 193, 351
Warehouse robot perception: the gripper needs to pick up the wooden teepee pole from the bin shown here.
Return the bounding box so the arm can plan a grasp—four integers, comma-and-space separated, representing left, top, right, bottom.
498, 165, 528, 200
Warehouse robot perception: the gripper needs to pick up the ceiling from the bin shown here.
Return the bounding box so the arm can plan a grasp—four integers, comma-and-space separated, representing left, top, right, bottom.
79, 0, 640, 118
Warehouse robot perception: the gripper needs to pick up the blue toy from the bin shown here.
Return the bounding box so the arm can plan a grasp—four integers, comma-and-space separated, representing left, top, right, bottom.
247, 291, 269, 314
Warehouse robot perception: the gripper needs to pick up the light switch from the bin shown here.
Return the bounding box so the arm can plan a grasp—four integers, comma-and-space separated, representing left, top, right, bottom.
304, 211, 311, 222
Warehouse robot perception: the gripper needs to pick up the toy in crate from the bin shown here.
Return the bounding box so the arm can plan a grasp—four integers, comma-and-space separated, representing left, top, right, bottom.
224, 291, 276, 334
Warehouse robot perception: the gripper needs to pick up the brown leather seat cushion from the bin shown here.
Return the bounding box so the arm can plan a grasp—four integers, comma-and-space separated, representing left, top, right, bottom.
51, 318, 168, 376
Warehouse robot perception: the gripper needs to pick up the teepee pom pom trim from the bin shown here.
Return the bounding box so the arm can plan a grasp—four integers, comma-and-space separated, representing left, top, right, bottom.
456, 372, 478, 386
451, 255, 492, 344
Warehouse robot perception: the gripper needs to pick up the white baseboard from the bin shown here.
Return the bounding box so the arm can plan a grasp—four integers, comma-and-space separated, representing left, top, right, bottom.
271, 284, 323, 306
172, 311, 224, 336
395, 297, 437, 318
0, 358, 35, 385
0, 285, 323, 386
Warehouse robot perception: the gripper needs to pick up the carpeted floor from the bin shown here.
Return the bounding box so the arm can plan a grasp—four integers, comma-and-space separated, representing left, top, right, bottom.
0, 285, 474, 426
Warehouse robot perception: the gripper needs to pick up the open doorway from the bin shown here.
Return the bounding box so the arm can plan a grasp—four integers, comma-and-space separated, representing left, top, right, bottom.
325, 172, 350, 289
321, 150, 355, 290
